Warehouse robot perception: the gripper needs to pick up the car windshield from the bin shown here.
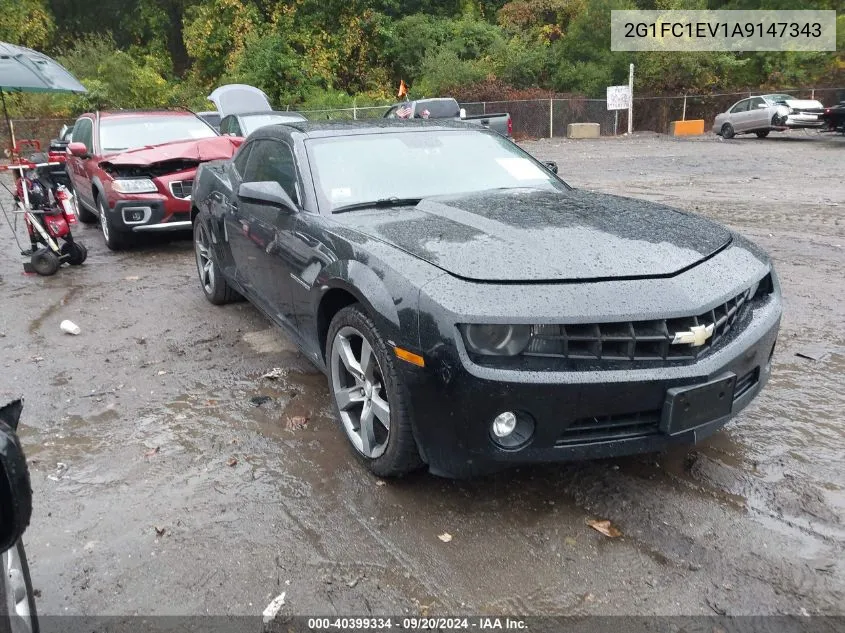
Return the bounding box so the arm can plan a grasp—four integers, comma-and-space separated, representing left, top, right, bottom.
764, 94, 795, 104
99, 115, 217, 152
241, 114, 307, 135
308, 130, 567, 213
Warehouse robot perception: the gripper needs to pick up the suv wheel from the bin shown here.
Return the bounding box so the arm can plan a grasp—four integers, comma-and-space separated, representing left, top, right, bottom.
97, 196, 129, 251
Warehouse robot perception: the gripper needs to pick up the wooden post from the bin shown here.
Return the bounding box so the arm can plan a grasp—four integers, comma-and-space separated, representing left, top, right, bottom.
682, 95, 687, 121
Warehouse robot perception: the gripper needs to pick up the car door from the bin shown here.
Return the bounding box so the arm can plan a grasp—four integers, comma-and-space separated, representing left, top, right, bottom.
747, 97, 770, 130
66, 116, 95, 208
729, 99, 752, 132
211, 141, 252, 282
234, 138, 301, 326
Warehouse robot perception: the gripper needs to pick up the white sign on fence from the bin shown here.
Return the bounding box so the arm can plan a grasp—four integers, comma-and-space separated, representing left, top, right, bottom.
606, 85, 631, 111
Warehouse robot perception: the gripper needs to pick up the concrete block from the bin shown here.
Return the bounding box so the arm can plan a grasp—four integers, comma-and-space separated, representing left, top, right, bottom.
567, 122, 600, 139
669, 119, 705, 136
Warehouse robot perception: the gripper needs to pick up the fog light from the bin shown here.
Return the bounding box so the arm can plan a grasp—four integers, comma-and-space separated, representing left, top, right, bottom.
492, 411, 517, 438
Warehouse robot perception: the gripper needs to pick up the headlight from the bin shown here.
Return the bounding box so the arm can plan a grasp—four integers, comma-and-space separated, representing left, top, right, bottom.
750, 272, 774, 301
461, 324, 531, 356
112, 178, 157, 194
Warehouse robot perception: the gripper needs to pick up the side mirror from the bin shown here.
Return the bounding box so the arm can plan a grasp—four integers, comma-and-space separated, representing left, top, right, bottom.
67, 142, 89, 158
757, 103, 768, 109
543, 161, 558, 174
238, 181, 297, 213
459, 108, 467, 119
0, 399, 32, 554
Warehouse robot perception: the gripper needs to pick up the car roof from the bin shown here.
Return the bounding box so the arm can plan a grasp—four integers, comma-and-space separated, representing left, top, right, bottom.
256, 119, 481, 139
88, 109, 204, 119
233, 110, 307, 118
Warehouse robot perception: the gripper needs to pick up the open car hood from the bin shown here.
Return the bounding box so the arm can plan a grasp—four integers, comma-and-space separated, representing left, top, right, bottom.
779, 98, 824, 111
207, 84, 272, 117
100, 136, 241, 168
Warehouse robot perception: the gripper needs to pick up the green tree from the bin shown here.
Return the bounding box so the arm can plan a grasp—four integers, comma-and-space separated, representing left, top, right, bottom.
0, 0, 55, 49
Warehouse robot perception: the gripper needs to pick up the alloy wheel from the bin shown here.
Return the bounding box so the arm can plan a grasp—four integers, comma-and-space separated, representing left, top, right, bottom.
330, 326, 391, 458
3, 544, 34, 633
195, 224, 215, 295
98, 199, 110, 241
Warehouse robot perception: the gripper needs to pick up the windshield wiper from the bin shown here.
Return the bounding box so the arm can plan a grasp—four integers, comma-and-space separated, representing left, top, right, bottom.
332, 197, 423, 214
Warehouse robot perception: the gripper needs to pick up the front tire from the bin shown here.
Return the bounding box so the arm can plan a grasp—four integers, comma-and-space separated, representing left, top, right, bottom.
194, 220, 240, 304
30, 249, 59, 276
721, 123, 735, 139
97, 197, 129, 251
0, 540, 40, 633
327, 305, 423, 477
755, 130, 770, 138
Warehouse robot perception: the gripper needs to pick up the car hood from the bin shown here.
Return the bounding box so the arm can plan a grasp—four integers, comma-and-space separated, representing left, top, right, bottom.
100, 137, 241, 168
331, 188, 732, 282
778, 99, 824, 111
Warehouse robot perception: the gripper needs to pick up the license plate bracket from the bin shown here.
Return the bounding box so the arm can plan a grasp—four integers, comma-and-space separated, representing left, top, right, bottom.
661, 373, 736, 436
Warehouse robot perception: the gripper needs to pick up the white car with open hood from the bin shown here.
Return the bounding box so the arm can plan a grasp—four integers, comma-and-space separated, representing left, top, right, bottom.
713, 94, 825, 139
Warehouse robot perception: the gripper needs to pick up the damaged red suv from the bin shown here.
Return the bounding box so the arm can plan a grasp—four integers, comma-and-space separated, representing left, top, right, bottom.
66, 110, 240, 250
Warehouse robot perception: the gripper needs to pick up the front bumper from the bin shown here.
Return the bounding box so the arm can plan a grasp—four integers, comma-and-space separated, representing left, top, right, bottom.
107, 199, 192, 234
404, 290, 781, 478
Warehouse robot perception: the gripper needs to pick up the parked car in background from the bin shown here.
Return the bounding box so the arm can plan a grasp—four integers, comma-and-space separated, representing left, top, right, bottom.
48, 123, 73, 153
713, 94, 826, 138
0, 399, 38, 633
197, 111, 222, 132
65, 109, 239, 250
191, 121, 780, 478
385, 98, 512, 137
45, 123, 75, 188
821, 101, 845, 134
220, 111, 307, 137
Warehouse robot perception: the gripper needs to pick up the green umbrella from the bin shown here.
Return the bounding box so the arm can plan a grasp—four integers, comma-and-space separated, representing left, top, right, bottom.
0, 41, 87, 150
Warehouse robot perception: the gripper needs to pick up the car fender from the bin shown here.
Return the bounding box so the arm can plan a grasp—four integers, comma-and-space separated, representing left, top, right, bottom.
319, 260, 403, 333
91, 175, 108, 208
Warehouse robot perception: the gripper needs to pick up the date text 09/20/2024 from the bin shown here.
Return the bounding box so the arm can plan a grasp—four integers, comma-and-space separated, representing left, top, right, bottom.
306, 617, 527, 630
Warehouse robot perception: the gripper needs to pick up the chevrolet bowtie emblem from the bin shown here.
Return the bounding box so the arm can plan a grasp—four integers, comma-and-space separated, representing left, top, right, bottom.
671, 323, 715, 347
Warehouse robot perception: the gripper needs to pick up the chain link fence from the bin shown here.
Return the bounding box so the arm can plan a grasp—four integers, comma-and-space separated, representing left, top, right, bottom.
4, 87, 842, 149
299, 87, 843, 139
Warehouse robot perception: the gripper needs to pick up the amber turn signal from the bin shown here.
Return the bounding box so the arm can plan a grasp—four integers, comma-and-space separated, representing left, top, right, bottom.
394, 347, 425, 367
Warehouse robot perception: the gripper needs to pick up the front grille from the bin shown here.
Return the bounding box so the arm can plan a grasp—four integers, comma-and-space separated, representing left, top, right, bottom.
556, 409, 661, 446
169, 180, 193, 200
524, 287, 752, 362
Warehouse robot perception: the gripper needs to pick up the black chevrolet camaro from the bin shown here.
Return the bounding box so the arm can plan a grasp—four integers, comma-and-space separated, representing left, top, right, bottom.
190, 121, 782, 478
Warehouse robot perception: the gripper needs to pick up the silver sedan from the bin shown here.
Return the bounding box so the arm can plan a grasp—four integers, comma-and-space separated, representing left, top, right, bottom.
713, 94, 825, 139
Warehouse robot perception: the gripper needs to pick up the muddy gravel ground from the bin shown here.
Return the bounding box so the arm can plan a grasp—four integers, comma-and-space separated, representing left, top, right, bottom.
1, 131, 843, 620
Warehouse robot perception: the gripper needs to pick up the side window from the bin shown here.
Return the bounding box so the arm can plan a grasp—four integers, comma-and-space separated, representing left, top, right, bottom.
749, 97, 765, 110
730, 100, 749, 114
242, 139, 300, 205
73, 118, 93, 151
232, 142, 253, 177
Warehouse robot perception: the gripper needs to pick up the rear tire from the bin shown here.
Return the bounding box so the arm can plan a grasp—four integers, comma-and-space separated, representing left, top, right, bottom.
97, 196, 129, 251
30, 248, 60, 276
721, 123, 735, 139
194, 219, 240, 304
61, 242, 87, 265
755, 130, 770, 138
327, 305, 423, 477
